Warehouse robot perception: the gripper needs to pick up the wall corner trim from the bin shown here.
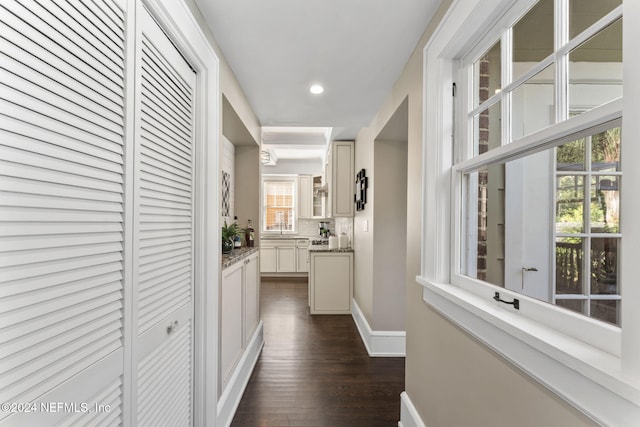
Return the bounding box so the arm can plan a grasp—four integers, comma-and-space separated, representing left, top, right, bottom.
399, 391, 427, 427
351, 299, 406, 357
216, 321, 264, 427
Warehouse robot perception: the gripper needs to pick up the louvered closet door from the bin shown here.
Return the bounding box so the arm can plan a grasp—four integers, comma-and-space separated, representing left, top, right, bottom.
0, 0, 126, 426
133, 7, 196, 427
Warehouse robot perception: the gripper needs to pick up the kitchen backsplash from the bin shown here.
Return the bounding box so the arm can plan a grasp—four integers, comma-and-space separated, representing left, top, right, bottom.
298, 218, 335, 236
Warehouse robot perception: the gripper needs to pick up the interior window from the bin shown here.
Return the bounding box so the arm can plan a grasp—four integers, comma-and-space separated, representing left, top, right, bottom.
462, 124, 622, 325
460, 0, 623, 326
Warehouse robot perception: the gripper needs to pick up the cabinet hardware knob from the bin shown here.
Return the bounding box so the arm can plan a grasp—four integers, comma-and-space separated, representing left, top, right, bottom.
167, 320, 179, 334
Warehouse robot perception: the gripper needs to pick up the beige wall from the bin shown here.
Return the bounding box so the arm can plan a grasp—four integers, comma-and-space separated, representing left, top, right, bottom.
372, 136, 408, 331
353, 128, 375, 322
357, 0, 598, 425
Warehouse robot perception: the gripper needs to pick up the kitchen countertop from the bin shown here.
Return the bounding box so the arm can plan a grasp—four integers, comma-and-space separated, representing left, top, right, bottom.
222, 246, 259, 269
260, 235, 317, 240
308, 244, 354, 253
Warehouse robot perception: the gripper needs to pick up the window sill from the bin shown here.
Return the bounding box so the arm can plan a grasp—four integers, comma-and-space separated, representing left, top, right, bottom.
416, 276, 640, 426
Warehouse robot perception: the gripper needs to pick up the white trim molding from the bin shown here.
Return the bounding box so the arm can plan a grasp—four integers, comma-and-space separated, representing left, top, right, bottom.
352, 299, 406, 357
216, 322, 264, 427
399, 392, 427, 427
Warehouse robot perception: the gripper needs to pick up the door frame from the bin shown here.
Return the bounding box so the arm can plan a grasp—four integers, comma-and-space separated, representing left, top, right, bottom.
124, 1, 221, 425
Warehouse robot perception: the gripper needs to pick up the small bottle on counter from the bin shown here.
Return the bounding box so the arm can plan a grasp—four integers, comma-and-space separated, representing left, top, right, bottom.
245, 219, 255, 247
233, 216, 242, 248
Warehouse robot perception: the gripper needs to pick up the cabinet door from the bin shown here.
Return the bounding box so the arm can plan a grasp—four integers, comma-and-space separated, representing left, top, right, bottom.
332, 141, 355, 217
298, 175, 311, 218
296, 247, 309, 272
312, 175, 325, 217
260, 246, 277, 272
276, 246, 296, 272
221, 264, 243, 388
325, 151, 332, 217
244, 254, 260, 343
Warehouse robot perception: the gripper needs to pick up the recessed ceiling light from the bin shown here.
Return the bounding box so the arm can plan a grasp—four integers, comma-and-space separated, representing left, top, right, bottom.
309, 84, 324, 95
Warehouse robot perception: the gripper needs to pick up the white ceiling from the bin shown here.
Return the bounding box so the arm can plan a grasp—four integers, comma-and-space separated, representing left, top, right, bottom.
195, 0, 441, 156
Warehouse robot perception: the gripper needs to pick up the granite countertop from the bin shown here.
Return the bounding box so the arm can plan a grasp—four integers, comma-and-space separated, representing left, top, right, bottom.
308, 244, 354, 253
260, 235, 316, 240
222, 246, 259, 269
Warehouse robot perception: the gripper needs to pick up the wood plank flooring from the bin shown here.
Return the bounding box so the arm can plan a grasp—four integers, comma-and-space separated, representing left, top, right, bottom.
230, 278, 405, 427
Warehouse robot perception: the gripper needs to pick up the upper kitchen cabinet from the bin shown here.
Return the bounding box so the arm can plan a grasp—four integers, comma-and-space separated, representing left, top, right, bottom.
312, 175, 325, 217
298, 175, 312, 219
299, 174, 326, 218
328, 141, 354, 217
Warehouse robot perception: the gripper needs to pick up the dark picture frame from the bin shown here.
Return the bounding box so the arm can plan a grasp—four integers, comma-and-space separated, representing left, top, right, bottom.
354, 168, 368, 211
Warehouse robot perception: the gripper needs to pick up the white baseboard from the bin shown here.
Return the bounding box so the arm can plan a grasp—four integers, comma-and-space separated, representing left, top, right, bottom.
216, 321, 264, 427
351, 299, 406, 357
399, 392, 427, 427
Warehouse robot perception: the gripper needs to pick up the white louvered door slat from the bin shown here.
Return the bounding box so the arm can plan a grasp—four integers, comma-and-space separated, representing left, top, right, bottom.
133, 6, 195, 427
0, 0, 126, 425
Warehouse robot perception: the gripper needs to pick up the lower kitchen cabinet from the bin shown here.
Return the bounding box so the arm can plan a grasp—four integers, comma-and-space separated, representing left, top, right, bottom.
260, 239, 297, 273
309, 251, 353, 314
220, 251, 260, 390
277, 246, 296, 272
244, 253, 260, 342
259, 246, 277, 272
296, 240, 309, 273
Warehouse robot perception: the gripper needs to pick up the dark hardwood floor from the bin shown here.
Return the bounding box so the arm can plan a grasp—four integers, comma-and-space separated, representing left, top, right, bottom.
230, 278, 405, 427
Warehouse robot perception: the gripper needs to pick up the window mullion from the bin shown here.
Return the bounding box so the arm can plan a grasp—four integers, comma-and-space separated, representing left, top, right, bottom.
502, 28, 512, 145
555, 0, 569, 124
584, 135, 593, 317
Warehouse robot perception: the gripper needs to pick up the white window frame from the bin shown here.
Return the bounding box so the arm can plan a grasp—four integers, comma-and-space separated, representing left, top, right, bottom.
262, 175, 298, 234
417, 0, 640, 425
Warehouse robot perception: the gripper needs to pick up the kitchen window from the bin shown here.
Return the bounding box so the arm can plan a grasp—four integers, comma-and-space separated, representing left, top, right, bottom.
262, 176, 297, 233
419, 0, 639, 424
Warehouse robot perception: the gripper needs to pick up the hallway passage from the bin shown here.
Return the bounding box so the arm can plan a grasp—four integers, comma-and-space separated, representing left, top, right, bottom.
231, 278, 405, 426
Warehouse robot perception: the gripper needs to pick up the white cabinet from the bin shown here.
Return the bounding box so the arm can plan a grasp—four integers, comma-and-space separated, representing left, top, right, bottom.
312, 175, 325, 217
260, 239, 297, 273
244, 254, 260, 344
300, 174, 326, 218
220, 251, 260, 390
221, 262, 243, 387
309, 252, 354, 314
331, 141, 355, 217
299, 175, 312, 218
296, 240, 310, 272
260, 246, 277, 272
277, 246, 296, 272
323, 141, 354, 218
324, 149, 332, 217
